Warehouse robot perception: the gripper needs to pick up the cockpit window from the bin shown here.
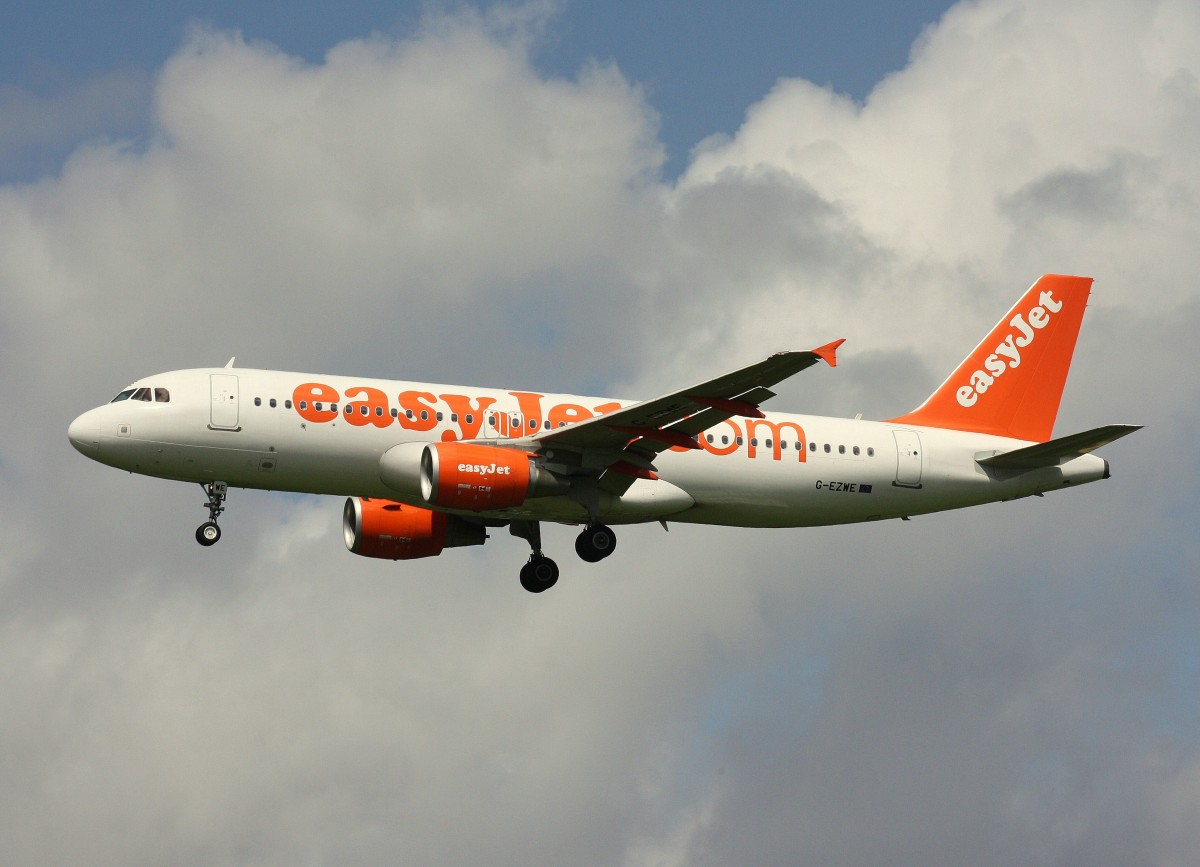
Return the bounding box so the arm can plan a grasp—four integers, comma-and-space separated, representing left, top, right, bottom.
110, 386, 169, 403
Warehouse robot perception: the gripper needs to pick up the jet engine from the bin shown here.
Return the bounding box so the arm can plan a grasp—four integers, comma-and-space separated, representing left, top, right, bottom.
380, 442, 566, 511
343, 497, 485, 560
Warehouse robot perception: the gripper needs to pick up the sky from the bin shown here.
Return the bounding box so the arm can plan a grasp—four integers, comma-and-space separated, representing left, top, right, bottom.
0, 0, 953, 181
1, 0, 1197, 864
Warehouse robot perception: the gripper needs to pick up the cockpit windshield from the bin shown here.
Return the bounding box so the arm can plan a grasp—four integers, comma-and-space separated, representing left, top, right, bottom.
110, 386, 170, 403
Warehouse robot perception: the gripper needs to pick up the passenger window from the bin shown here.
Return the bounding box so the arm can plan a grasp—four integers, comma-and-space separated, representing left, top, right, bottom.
154, 388, 170, 403
436, 412, 444, 422
810, 442, 817, 452
391, 408, 398, 418
736, 436, 743, 446
853, 446, 860, 456
375, 407, 384, 417
286, 400, 293, 409
750, 438, 758, 447
765, 439, 773, 449
722, 436, 729, 445
824, 444, 831, 453
270, 398, 277, 408
465, 414, 473, 425
868, 447, 875, 457
421, 411, 429, 421
300, 401, 308, 410
255, 397, 262, 407
838, 445, 845, 454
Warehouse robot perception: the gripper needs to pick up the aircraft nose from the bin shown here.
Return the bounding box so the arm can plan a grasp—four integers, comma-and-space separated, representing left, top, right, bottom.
68, 409, 101, 457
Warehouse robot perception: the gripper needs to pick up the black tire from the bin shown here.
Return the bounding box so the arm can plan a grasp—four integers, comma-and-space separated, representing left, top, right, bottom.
196, 522, 222, 546
575, 524, 616, 563
520, 556, 559, 593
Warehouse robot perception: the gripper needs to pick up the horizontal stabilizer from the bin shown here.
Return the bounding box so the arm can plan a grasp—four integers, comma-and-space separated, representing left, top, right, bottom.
976, 424, 1142, 470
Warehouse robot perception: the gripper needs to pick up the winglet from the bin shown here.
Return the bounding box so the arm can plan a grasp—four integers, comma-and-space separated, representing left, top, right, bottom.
812, 339, 845, 368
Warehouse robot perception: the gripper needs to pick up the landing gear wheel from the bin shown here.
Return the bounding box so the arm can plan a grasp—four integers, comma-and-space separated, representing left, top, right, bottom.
196, 521, 222, 546
575, 523, 616, 563
196, 481, 229, 547
520, 556, 560, 593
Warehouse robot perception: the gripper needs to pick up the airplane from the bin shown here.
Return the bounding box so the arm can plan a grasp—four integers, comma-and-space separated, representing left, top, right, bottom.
68, 274, 1140, 592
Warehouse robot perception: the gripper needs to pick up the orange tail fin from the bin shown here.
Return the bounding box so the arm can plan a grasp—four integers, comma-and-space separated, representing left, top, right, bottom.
887, 275, 1093, 442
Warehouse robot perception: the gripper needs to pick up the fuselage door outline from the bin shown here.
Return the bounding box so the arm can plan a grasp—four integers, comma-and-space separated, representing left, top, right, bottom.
210, 374, 241, 431
893, 429, 923, 488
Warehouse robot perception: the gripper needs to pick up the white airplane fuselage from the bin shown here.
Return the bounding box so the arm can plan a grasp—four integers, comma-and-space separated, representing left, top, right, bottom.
68, 366, 1109, 528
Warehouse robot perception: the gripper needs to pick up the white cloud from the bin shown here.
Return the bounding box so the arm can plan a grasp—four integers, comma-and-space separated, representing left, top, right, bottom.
1, 1, 1197, 864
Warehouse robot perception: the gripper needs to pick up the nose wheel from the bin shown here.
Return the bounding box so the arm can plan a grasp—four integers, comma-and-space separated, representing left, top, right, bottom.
196, 481, 228, 546
196, 521, 222, 546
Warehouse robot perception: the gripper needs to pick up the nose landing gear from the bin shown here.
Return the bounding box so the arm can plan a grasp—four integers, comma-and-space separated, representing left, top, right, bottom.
196, 481, 228, 546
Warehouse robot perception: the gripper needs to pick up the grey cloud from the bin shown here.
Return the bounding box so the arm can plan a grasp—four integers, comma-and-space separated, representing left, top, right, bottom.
999, 153, 1156, 225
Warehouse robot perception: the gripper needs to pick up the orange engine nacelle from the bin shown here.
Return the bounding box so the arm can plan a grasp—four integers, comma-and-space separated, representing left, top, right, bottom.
420, 442, 562, 510
343, 498, 486, 560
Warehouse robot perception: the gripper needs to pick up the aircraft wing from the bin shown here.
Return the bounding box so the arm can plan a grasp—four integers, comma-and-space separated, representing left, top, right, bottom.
529, 341, 844, 491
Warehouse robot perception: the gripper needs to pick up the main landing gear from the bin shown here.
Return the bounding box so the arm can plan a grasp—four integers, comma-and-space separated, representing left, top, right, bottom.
575, 523, 617, 563
511, 520, 617, 593
195, 481, 228, 547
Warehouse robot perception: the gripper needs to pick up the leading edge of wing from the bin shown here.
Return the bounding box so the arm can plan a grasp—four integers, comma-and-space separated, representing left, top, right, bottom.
532, 341, 845, 452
